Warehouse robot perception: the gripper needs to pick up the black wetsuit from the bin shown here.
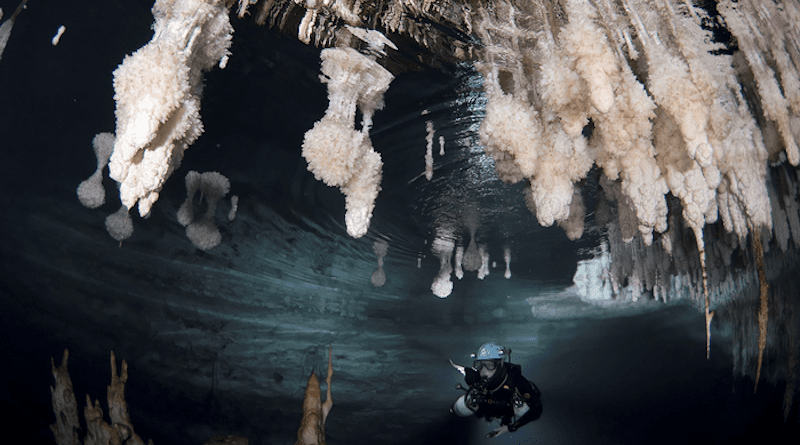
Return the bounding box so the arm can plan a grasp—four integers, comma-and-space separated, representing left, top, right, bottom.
464, 362, 542, 431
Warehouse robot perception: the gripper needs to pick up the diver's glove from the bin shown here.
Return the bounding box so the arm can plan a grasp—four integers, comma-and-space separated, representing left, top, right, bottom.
464, 367, 480, 386
486, 425, 510, 438
465, 387, 486, 408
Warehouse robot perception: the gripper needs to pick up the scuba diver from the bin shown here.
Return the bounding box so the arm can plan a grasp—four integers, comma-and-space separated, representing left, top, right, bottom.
450, 342, 542, 438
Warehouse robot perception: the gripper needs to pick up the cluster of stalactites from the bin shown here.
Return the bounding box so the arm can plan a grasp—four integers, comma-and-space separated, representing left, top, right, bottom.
235, 0, 360, 41
472, 0, 799, 360
430, 214, 513, 297
233, 0, 475, 62
433, 236, 493, 298
574, 165, 799, 409
230, 0, 797, 251
579, 162, 800, 307
473, 0, 800, 254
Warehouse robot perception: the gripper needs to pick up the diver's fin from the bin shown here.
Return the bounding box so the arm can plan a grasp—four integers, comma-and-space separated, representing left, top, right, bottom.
449, 358, 466, 376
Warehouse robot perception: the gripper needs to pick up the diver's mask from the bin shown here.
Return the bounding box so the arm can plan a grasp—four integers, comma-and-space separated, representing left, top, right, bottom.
473, 359, 502, 372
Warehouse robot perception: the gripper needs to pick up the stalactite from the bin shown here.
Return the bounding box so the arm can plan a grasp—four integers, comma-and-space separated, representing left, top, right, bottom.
109, 0, 233, 218
371, 239, 388, 286
0, 0, 30, 62
752, 225, 769, 393
425, 120, 434, 180
503, 246, 511, 279
301, 45, 394, 238
696, 227, 715, 359
431, 228, 455, 297
176, 171, 232, 250
77, 133, 115, 210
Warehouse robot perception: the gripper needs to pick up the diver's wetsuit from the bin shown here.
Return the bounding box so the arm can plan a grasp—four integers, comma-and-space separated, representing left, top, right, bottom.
464, 363, 542, 432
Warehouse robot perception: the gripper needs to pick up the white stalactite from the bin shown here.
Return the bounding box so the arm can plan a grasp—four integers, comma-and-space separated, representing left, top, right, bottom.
425, 120, 434, 180
371, 239, 389, 287
503, 246, 511, 279
431, 229, 455, 297
77, 133, 115, 209
302, 46, 394, 238
109, 0, 233, 218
